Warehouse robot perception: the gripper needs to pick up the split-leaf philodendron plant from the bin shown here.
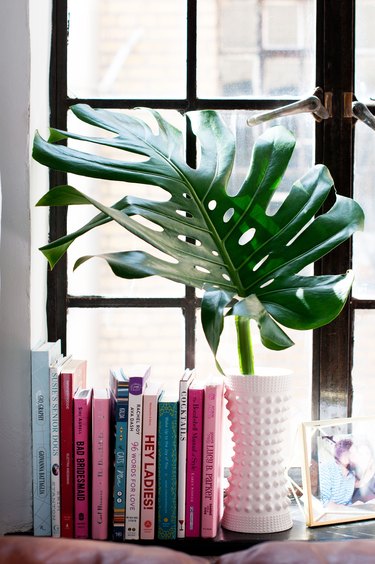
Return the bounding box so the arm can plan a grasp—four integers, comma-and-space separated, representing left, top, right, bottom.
33, 105, 365, 375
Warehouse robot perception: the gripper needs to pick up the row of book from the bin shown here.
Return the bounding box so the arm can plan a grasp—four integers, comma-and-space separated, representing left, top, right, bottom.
31, 340, 225, 541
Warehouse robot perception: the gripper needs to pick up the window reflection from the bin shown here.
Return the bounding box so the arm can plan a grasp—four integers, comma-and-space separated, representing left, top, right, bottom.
198, 0, 315, 98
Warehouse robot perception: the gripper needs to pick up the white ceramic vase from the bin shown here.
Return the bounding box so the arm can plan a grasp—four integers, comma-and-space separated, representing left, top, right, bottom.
221, 369, 293, 534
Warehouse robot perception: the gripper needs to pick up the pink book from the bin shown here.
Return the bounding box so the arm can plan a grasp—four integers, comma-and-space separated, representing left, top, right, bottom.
60, 359, 87, 538
91, 388, 111, 540
185, 381, 204, 537
74, 387, 93, 539
140, 381, 163, 540
201, 378, 224, 539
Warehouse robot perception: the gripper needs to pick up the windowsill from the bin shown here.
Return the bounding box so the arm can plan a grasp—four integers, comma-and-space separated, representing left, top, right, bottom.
9, 501, 375, 557
133, 502, 375, 557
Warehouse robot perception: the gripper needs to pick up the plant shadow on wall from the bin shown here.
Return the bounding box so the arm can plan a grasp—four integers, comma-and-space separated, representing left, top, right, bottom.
33, 107, 364, 534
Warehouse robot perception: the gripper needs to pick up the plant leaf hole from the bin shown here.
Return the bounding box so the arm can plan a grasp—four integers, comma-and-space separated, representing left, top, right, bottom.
238, 227, 256, 246
176, 209, 188, 217
195, 265, 210, 274
253, 254, 269, 271
260, 278, 274, 289
208, 200, 217, 211
223, 208, 234, 223
178, 235, 201, 246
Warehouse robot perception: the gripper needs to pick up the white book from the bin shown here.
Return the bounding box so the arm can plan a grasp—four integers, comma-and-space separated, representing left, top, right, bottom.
124, 365, 151, 540
177, 368, 195, 538
31, 340, 62, 536
140, 381, 163, 540
50, 354, 70, 538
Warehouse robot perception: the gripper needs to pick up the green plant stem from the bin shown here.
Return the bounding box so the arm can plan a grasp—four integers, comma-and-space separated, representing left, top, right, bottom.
235, 316, 255, 375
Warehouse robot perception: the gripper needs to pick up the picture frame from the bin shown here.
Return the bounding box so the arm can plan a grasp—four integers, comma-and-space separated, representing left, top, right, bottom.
301, 416, 375, 526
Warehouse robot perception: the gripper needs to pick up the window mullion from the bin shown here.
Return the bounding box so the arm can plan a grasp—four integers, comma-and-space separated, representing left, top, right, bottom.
313, 0, 355, 420
48, 0, 69, 352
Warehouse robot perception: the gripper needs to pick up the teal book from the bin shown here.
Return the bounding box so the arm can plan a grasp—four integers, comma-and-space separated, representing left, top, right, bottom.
31, 340, 62, 536
110, 392, 129, 541
157, 392, 179, 540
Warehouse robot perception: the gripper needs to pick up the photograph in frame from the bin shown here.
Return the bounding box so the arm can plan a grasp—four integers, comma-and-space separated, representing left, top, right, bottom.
301, 417, 375, 527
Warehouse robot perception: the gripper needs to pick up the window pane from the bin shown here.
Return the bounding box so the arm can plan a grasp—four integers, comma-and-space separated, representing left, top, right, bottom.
353, 122, 375, 299
356, 0, 375, 99
67, 0, 187, 99
67, 308, 185, 391
352, 310, 375, 416
198, 0, 315, 98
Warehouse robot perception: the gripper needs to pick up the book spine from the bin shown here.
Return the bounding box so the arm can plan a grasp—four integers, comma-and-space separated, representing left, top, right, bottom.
140, 394, 158, 539
185, 387, 204, 537
74, 392, 92, 539
60, 374, 74, 538
157, 401, 178, 540
31, 351, 51, 536
50, 364, 61, 537
216, 383, 224, 528
91, 394, 110, 540
177, 378, 190, 538
31, 342, 61, 536
201, 383, 223, 539
111, 396, 128, 541
125, 378, 144, 540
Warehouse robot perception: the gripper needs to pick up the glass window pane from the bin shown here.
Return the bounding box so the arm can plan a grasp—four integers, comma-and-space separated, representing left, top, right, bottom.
356, 0, 375, 99
353, 122, 375, 299
352, 310, 375, 416
198, 0, 315, 98
263, 56, 308, 96
67, 0, 187, 99
263, 3, 300, 47
67, 308, 185, 391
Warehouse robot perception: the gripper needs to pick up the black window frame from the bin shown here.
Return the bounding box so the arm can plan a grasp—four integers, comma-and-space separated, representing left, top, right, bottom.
47, 0, 373, 420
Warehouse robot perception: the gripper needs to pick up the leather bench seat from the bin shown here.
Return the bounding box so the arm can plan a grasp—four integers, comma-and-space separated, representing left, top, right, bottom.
1, 536, 375, 563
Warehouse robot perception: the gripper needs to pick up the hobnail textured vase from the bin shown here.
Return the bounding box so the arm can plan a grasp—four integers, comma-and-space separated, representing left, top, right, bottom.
221, 369, 293, 533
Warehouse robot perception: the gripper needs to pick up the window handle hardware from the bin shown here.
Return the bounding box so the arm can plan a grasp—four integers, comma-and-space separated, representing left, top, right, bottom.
247, 89, 330, 127
352, 101, 375, 132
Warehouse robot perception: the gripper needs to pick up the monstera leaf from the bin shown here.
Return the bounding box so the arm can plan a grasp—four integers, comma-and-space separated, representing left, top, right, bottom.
33, 105, 364, 372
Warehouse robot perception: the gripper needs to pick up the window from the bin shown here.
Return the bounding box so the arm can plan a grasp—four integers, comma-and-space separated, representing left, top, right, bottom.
47, 1, 373, 429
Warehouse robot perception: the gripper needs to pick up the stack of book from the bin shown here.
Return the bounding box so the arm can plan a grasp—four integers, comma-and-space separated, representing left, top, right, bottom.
31, 341, 225, 541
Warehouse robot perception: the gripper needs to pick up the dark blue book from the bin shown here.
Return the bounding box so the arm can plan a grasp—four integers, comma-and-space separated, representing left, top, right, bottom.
109, 367, 129, 542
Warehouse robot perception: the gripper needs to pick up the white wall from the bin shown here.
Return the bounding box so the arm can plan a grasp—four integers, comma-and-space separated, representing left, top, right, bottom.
0, 0, 50, 534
